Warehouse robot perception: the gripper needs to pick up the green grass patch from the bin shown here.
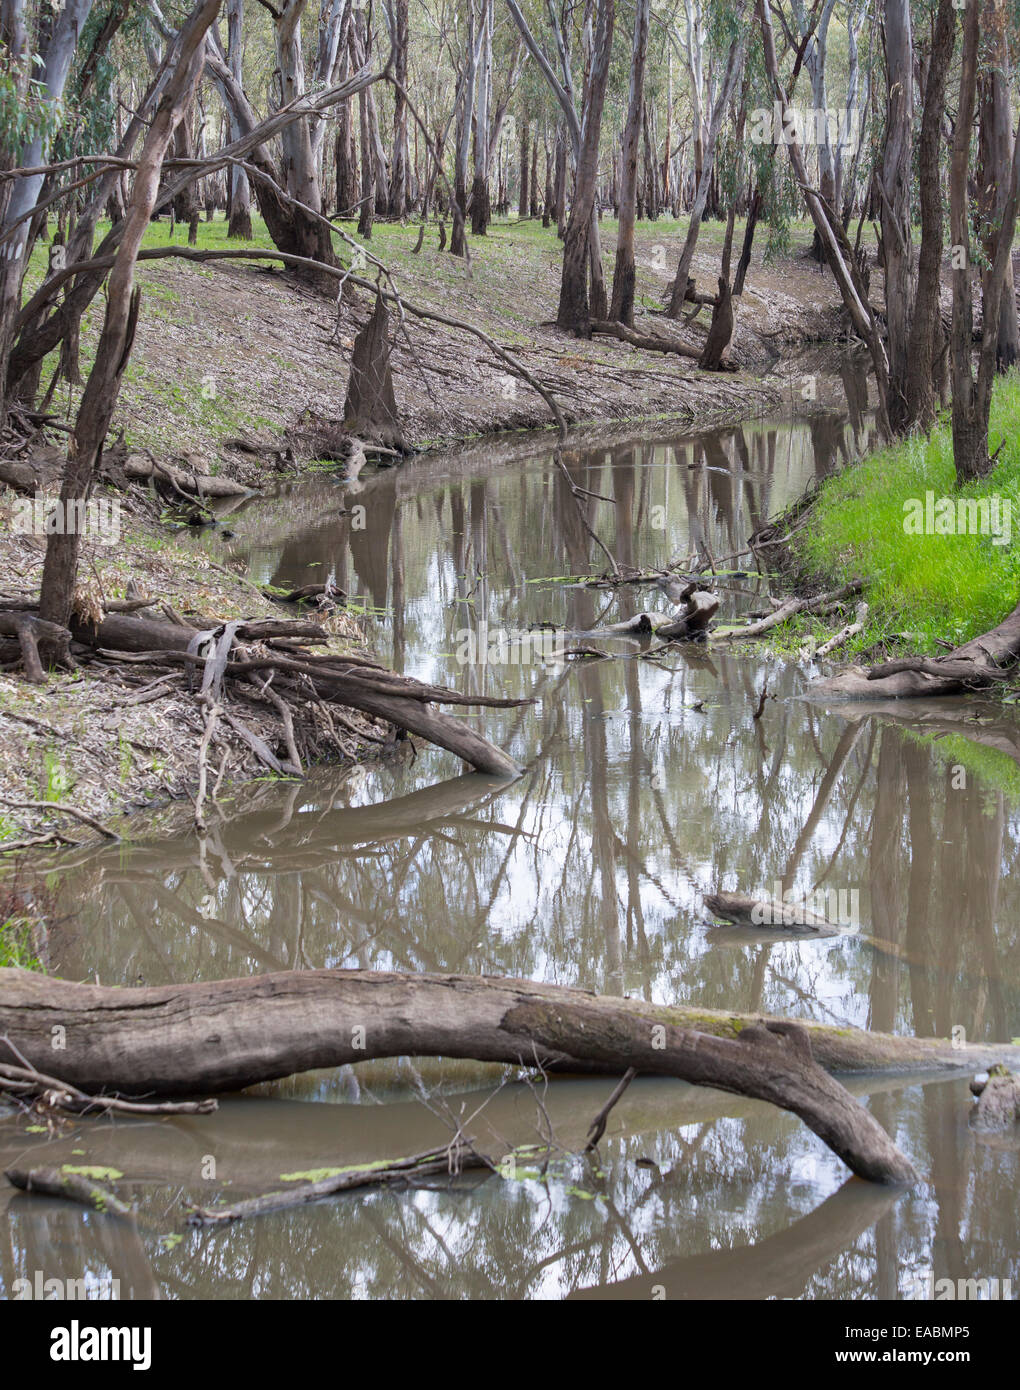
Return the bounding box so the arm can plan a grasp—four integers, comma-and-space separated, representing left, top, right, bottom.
795, 375, 1020, 654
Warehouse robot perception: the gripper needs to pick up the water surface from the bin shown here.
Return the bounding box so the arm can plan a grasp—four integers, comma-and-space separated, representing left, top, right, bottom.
3, 401, 1019, 1301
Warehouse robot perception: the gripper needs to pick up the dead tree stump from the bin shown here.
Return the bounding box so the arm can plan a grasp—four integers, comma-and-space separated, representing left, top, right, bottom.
342, 291, 405, 452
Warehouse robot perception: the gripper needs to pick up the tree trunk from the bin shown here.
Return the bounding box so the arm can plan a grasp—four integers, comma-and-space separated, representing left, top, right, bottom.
225, 0, 254, 239
667, 12, 748, 316
757, 0, 892, 435
37, 0, 221, 641
732, 185, 762, 296
902, 0, 955, 430
0, 0, 95, 416
387, 0, 409, 218
977, 0, 1020, 373
556, 0, 615, 334
947, 0, 1020, 482
518, 117, 529, 218
879, 0, 914, 433
470, 0, 493, 235
609, 0, 651, 326
18, 967, 1020, 1182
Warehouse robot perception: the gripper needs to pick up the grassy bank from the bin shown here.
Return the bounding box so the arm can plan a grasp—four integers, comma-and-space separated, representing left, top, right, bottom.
794, 374, 1020, 656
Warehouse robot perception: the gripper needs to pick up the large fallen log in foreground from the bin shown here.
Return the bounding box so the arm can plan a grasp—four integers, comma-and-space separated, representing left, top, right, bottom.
5, 968, 1018, 1183
809, 597, 1020, 700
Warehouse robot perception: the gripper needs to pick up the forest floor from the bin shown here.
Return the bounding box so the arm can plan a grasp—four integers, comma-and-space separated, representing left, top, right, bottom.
0, 213, 863, 840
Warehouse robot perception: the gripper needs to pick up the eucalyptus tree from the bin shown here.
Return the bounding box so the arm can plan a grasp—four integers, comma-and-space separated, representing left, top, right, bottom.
608, 0, 651, 325
949, 0, 1020, 481
0, 0, 96, 410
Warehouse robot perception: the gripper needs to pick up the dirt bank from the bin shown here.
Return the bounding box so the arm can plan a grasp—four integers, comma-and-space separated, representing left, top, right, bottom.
0, 217, 858, 839
98, 215, 850, 476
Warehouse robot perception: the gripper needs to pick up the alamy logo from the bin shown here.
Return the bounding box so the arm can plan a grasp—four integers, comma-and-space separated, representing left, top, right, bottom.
50, 1319, 151, 1371
455, 624, 563, 666
908, 1271, 1013, 1301
13, 1272, 120, 1300
902, 491, 1011, 546
11, 492, 121, 546
750, 882, 860, 928
749, 103, 860, 150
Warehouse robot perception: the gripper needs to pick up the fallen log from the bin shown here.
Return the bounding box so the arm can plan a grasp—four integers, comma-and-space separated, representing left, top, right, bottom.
970, 1066, 1020, 1133
705, 891, 839, 935
704, 890, 929, 969
590, 318, 702, 360
186, 1141, 487, 1225
4, 970, 1015, 1092
503, 1001, 916, 1183
656, 589, 720, 641
2, 602, 522, 778
809, 596, 1020, 700
4, 1165, 134, 1218
714, 583, 863, 643
122, 453, 251, 499
3, 970, 1019, 1182
815, 601, 868, 658
0, 613, 67, 683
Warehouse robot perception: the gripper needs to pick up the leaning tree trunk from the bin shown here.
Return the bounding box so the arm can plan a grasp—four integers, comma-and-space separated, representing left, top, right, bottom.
666, 12, 748, 317
0, 0, 95, 417
37, 0, 222, 642
556, 0, 615, 334
758, 0, 892, 435
16, 968, 1020, 1182
609, 0, 651, 326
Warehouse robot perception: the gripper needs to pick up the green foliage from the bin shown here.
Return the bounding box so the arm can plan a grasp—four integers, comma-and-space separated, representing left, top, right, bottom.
795, 375, 1020, 654
0, 915, 44, 971
0, 58, 61, 157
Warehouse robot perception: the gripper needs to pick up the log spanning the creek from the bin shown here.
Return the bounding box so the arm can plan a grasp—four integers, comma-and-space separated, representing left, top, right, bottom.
3, 968, 1019, 1184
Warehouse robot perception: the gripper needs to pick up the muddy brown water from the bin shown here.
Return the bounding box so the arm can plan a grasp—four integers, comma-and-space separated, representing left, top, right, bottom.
3, 397, 1020, 1301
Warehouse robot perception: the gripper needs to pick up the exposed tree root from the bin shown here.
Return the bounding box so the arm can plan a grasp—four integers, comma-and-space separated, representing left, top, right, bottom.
809, 596, 1020, 699
0, 601, 523, 812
